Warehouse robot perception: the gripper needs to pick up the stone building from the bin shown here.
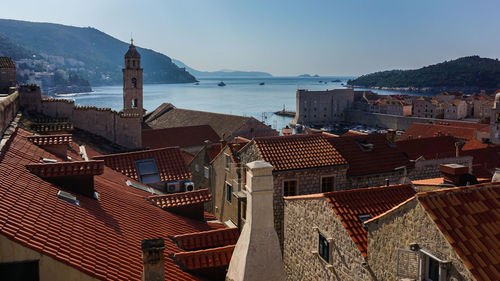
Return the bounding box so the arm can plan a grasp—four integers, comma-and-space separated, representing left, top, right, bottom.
413, 97, 443, 119
283, 184, 416, 281
366, 181, 500, 281
444, 99, 467, 120
292, 89, 354, 126
123, 40, 144, 115
0, 57, 16, 94
213, 134, 349, 246
490, 92, 500, 144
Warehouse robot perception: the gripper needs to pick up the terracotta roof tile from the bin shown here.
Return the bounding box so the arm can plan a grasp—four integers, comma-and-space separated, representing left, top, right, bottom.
142, 125, 220, 150
342, 130, 368, 137
418, 182, 500, 281
173, 245, 235, 270
462, 140, 489, 151
396, 136, 457, 160
181, 151, 194, 166
253, 134, 347, 171
0, 56, 15, 68
461, 146, 500, 178
26, 160, 104, 178
327, 134, 412, 176
149, 189, 212, 209
173, 228, 239, 251
324, 184, 416, 257
27, 134, 72, 146
0, 128, 226, 280
399, 121, 490, 141
93, 147, 191, 182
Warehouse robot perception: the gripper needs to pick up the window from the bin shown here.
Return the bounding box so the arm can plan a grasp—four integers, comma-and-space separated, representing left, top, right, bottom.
396, 247, 449, 281
195, 164, 199, 172
225, 154, 232, 169
133, 60, 136, 67
357, 214, 372, 228
318, 232, 329, 262
204, 166, 209, 178
241, 200, 247, 220
131, 77, 137, 88
426, 255, 440, 281
135, 158, 160, 184
283, 180, 297, 196
0, 260, 39, 281
321, 176, 335, 192
226, 182, 233, 203
132, 98, 138, 108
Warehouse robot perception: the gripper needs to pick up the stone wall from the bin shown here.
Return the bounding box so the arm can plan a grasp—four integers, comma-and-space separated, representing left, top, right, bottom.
409, 156, 473, 180
0, 234, 100, 281
345, 110, 447, 130
19, 85, 41, 113
0, 91, 19, 136
348, 170, 406, 189
188, 144, 214, 212
283, 197, 371, 281
35, 98, 142, 148
273, 166, 348, 247
366, 198, 475, 281
293, 89, 355, 126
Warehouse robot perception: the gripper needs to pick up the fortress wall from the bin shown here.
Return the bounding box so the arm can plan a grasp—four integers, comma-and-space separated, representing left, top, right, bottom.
345, 110, 444, 130
0, 91, 19, 135
114, 113, 142, 148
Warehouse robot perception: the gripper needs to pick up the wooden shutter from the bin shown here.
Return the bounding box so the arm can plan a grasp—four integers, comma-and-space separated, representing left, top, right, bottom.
396, 248, 420, 279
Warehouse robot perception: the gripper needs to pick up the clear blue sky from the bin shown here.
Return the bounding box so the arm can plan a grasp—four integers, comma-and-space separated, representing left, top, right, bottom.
1, 0, 499, 76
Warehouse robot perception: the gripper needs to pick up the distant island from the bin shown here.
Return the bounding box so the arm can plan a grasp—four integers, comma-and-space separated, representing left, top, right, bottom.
173, 59, 272, 78
298, 74, 320, 78
0, 18, 196, 94
347, 56, 500, 93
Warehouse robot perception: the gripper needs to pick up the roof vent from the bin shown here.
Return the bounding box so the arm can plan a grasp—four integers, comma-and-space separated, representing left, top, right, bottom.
357, 140, 375, 152
126, 180, 164, 195
41, 158, 58, 163
57, 190, 79, 206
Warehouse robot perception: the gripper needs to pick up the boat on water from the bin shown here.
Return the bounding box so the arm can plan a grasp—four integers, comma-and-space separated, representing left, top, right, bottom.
218, 81, 226, 87
259, 82, 265, 85
194, 82, 200, 85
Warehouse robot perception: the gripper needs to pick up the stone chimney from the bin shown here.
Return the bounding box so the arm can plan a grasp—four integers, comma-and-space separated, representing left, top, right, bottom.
440, 164, 469, 186
141, 238, 165, 281
28, 134, 72, 159
226, 160, 285, 281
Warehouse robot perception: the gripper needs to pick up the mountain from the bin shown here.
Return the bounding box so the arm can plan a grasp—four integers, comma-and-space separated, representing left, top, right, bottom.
0, 19, 196, 86
172, 59, 272, 78
348, 56, 500, 92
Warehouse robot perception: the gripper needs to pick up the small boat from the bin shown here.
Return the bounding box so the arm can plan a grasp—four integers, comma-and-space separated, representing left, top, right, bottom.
194, 82, 199, 85
318, 80, 323, 83
259, 82, 265, 85
217, 81, 226, 87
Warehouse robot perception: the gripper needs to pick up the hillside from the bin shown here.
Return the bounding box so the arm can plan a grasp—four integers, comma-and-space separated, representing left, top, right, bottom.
172, 59, 272, 78
0, 19, 196, 86
348, 56, 500, 91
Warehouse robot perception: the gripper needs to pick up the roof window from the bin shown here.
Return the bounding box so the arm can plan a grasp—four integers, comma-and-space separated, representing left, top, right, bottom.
357, 214, 372, 228
356, 140, 375, 152
135, 158, 161, 184
57, 190, 79, 206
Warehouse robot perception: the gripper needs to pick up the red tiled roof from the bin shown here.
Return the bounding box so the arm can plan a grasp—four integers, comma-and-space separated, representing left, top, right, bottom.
26, 160, 104, 178
27, 134, 72, 145
462, 140, 489, 151
181, 150, 194, 166
399, 121, 490, 141
418, 183, 500, 281
93, 147, 191, 182
149, 189, 212, 209
461, 146, 500, 178
0, 56, 15, 68
324, 184, 416, 257
207, 143, 223, 162
253, 134, 347, 171
142, 125, 220, 150
327, 134, 412, 176
342, 130, 368, 137
396, 136, 457, 160
0, 128, 226, 280
173, 228, 239, 251
173, 245, 235, 270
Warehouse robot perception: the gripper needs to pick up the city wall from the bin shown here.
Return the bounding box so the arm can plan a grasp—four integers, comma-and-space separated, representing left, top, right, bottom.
19, 87, 141, 149
344, 110, 444, 130
0, 91, 20, 135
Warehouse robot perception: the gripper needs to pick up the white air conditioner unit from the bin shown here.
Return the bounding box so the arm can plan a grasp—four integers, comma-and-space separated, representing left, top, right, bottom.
184, 182, 195, 192
166, 182, 180, 193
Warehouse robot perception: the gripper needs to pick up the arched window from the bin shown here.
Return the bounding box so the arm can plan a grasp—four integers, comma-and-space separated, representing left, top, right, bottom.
132, 98, 138, 108
131, 78, 137, 88
133, 60, 136, 67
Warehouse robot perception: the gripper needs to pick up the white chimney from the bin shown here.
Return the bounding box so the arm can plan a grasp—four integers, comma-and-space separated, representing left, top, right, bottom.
226, 160, 285, 281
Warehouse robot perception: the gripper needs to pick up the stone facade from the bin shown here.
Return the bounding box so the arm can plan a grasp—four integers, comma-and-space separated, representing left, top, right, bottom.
366, 198, 476, 281
0, 91, 19, 135
0, 59, 16, 94
188, 143, 217, 212
293, 89, 354, 126
408, 155, 473, 180
491, 93, 500, 144
347, 170, 406, 189
123, 44, 144, 116
283, 197, 371, 281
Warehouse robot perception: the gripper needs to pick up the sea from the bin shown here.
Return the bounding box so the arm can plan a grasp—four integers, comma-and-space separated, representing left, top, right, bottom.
58, 77, 413, 131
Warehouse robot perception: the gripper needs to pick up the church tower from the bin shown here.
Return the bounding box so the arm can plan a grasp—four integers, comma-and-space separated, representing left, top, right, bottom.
123, 39, 143, 115
491, 92, 500, 144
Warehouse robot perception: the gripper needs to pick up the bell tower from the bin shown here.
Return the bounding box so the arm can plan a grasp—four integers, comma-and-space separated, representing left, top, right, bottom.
123, 39, 143, 115
491, 93, 500, 144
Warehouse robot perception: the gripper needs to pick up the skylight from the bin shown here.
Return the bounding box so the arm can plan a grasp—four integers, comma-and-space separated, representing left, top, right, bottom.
135, 158, 161, 184
357, 214, 372, 228
57, 190, 79, 206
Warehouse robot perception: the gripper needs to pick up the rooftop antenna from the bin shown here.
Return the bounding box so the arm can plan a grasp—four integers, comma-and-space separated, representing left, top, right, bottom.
130, 33, 134, 45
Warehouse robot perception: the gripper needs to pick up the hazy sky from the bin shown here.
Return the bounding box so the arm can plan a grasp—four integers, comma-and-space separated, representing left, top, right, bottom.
1, 0, 499, 76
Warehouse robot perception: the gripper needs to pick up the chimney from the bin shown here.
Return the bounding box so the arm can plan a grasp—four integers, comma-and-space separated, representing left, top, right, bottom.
26, 160, 104, 198
141, 238, 165, 281
28, 134, 72, 159
386, 129, 396, 142
455, 142, 461, 157
440, 164, 469, 186
282, 125, 292, 136
226, 161, 285, 281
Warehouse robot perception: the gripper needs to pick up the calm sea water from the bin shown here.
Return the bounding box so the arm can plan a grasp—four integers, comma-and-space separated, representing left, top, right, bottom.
60, 77, 410, 131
